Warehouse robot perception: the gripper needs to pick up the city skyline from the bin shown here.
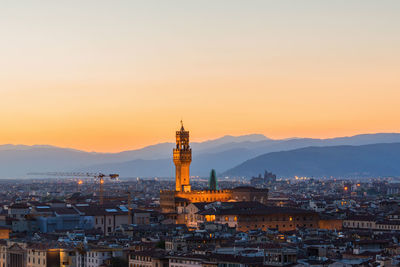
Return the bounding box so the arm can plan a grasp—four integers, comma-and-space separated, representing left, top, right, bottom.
1, 1, 399, 152
1, 2, 400, 265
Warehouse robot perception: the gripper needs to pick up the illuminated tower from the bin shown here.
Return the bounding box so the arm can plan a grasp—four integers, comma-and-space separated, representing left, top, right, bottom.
173, 121, 192, 192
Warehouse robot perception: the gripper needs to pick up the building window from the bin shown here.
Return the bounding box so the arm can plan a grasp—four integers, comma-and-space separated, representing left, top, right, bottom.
205, 215, 215, 222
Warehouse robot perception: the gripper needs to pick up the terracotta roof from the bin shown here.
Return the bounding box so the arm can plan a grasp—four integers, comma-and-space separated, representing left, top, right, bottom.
9, 203, 29, 209
74, 204, 127, 216
198, 202, 316, 216
53, 207, 79, 215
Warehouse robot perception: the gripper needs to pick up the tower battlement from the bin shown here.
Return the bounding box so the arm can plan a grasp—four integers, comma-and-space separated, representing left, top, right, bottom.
174, 121, 192, 192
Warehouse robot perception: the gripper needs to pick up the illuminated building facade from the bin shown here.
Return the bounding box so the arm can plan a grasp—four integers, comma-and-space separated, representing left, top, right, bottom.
185, 201, 319, 232
160, 122, 269, 213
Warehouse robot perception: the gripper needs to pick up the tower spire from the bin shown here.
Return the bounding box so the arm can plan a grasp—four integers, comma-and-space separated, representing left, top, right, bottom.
180, 119, 184, 131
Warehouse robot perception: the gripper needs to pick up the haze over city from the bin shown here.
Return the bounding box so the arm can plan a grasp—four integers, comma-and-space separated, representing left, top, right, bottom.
1, 1, 400, 152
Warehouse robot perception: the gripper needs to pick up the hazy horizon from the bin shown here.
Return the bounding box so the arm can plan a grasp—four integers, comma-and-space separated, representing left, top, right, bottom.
1, 131, 400, 153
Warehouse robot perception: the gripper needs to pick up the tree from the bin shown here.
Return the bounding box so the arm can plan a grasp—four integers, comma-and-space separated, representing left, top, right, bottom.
209, 169, 218, 191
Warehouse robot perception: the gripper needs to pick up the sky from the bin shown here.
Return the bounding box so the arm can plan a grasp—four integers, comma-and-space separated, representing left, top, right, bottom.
0, 1, 399, 152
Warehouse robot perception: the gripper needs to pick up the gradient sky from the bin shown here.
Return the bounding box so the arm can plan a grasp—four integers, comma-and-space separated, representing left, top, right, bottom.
1, 1, 399, 152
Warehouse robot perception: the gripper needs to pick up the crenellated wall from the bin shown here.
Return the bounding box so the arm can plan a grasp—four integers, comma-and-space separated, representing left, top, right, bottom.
175, 190, 233, 203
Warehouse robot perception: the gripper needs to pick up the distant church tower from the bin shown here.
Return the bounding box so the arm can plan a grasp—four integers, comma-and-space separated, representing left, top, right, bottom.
173, 121, 192, 192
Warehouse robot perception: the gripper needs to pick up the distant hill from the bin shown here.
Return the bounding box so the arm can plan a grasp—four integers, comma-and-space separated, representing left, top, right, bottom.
81, 148, 253, 177
1, 133, 400, 179
223, 143, 400, 178
0, 134, 268, 179
85, 133, 400, 177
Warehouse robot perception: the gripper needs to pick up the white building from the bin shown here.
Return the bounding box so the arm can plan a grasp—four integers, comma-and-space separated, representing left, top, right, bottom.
27, 247, 47, 267
78, 248, 123, 267
169, 255, 204, 267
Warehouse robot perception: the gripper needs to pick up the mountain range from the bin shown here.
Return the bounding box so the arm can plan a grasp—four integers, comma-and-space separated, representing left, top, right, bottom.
1, 133, 400, 179
223, 143, 400, 178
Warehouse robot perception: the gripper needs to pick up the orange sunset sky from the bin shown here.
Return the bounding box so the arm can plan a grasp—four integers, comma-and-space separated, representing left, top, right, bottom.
1, 1, 399, 152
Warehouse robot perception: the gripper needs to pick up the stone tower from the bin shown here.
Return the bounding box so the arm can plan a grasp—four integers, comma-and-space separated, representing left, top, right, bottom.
173, 121, 192, 192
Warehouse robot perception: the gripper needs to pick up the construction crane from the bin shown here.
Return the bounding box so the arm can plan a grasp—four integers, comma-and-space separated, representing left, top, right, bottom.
27, 172, 119, 205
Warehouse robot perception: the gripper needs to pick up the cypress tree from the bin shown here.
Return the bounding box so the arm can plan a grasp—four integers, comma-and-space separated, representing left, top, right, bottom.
209, 169, 218, 190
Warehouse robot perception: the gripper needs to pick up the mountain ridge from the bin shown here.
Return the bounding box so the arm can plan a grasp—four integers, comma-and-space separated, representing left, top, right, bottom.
223, 143, 400, 178
1, 133, 400, 179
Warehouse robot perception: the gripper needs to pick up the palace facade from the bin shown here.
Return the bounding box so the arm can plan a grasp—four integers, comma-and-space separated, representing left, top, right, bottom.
160, 122, 269, 213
